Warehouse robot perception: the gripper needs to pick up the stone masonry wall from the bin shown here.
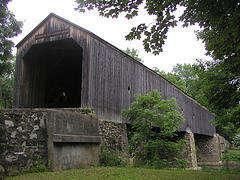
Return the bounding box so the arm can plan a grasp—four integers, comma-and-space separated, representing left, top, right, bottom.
0, 108, 128, 175
98, 120, 128, 153
0, 109, 48, 175
0, 108, 101, 175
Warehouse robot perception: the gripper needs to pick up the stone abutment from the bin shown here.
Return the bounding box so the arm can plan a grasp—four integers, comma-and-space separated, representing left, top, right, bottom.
0, 108, 228, 175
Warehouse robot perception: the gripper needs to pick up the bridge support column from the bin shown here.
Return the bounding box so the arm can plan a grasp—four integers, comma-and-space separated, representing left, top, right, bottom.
195, 133, 228, 167
184, 129, 198, 169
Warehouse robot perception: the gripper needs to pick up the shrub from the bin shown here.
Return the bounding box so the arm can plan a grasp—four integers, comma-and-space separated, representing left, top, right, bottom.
79, 107, 95, 115
222, 149, 240, 163
99, 146, 126, 167
143, 139, 187, 168
122, 91, 186, 168
27, 157, 48, 173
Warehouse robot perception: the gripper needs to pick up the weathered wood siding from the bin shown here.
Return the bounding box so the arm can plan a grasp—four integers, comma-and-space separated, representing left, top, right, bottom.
87, 37, 215, 135
15, 13, 215, 136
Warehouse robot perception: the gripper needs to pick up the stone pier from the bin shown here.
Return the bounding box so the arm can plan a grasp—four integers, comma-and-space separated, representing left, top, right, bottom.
184, 128, 198, 169
195, 133, 229, 167
184, 128, 228, 169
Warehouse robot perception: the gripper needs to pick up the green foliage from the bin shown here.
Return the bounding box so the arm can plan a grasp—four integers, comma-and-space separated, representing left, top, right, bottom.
0, 77, 14, 108
1, 1, 22, 109
143, 139, 187, 168
202, 63, 240, 112
153, 61, 210, 109
0, 57, 15, 109
75, 1, 240, 58
215, 106, 240, 140
222, 150, 240, 164
171, 63, 206, 101
124, 48, 143, 63
99, 146, 126, 167
123, 91, 184, 137
152, 67, 187, 93
79, 107, 95, 115
123, 91, 186, 168
26, 157, 48, 173
0, 0, 22, 76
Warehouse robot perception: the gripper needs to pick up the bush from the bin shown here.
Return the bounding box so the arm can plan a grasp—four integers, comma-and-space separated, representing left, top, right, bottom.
27, 157, 48, 173
222, 149, 240, 163
79, 107, 95, 115
99, 146, 126, 167
123, 91, 186, 168
143, 139, 187, 168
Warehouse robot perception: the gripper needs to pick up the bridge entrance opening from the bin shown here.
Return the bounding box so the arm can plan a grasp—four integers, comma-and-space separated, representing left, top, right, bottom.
22, 39, 82, 108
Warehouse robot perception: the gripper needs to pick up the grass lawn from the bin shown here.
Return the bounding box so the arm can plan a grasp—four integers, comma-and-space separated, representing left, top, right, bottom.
6, 167, 240, 180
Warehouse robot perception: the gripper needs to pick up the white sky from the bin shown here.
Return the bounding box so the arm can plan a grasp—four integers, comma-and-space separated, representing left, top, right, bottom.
9, 0, 210, 72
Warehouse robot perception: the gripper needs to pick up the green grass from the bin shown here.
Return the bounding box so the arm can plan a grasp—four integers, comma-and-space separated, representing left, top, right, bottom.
7, 167, 240, 180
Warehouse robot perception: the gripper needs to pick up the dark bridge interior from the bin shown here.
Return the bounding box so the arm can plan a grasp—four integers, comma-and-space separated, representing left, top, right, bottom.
23, 39, 82, 108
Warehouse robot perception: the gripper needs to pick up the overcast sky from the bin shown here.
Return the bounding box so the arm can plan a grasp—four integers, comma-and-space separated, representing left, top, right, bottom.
9, 0, 210, 72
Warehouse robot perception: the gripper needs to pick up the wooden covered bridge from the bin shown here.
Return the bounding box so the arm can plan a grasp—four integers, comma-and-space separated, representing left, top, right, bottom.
14, 13, 215, 136
6, 13, 227, 170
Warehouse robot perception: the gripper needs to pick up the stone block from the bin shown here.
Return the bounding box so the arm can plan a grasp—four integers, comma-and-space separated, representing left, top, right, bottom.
52, 143, 99, 170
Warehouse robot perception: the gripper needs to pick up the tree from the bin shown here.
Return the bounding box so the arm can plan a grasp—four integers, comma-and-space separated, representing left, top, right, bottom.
75, 1, 240, 57
198, 61, 240, 140
171, 62, 210, 108
153, 61, 209, 108
122, 91, 186, 167
0, 57, 14, 109
124, 48, 143, 63
215, 105, 240, 140
0, 0, 22, 108
0, 0, 22, 76
202, 63, 240, 112
152, 67, 186, 92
